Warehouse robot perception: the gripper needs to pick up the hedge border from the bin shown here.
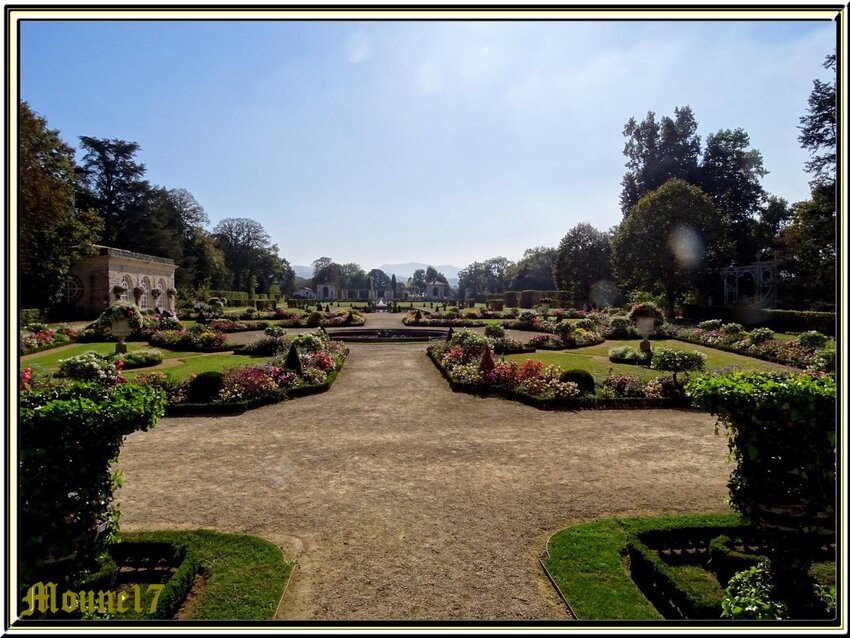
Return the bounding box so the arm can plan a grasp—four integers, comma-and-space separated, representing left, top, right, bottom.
670, 335, 808, 369
427, 348, 690, 410
110, 540, 199, 620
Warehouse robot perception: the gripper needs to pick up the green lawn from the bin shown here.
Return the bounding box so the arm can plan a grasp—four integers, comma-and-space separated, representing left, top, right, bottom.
22, 341, 269, 382
506, 339, 789, 382
123, 353, 268, 381
116, 530, 292, 620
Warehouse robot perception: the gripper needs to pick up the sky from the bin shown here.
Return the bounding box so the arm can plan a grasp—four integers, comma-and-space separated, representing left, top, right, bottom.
18, 16, 837, 271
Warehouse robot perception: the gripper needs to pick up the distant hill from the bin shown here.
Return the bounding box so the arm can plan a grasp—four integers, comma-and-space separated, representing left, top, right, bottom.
378, 263, 461, 281
293, 263, 461, 286
292, 265, 313, 279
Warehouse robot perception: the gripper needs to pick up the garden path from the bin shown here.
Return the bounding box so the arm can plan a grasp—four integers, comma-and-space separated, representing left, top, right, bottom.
116, 337, 732, 621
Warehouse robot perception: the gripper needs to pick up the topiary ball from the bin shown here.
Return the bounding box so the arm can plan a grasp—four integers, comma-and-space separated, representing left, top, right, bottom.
559, 369, 595, 395
187, 370, 224, 403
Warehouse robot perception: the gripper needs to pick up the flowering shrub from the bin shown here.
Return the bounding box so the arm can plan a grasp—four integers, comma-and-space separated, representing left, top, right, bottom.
720, 323, 744, 337
574, 318, 596, 331
57, 352, 124, 384
674, 324, 834, 370
264, 325, 287, 337
131, 372, 188, 403
114, 348, 164, 369
605, 315, 639, 339
698, 319, 723, 330
219, 367, 284, 403
241, 336, 290, 356
573, 329, 605, 347
488, 336, 526, 354
602, 373, 646, 398
528, 333, 563, 349
747, 327, 775, 344
449, 363, 484, 385
208, 319, 269, 332
291, 333, 325, 352
303, 351, 334, 371
798, 330, 829, 349
484, 324, 506, 339
301, 367, 328, 385
147, 326, 229, 350
518, 311, 537, 323
608, 345, 645, 362
262, 365, 299, 389
644, 375, 684, 399
20, 328, 73, 354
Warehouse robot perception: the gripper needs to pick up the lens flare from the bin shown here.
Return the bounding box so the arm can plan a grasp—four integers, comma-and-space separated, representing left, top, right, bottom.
668, 225, 704, 269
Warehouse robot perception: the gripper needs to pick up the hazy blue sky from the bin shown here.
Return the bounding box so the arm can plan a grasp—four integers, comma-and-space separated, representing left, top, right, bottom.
19, 18, 835, 270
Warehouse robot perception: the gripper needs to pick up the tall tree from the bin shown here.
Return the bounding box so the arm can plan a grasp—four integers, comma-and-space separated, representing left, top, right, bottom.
408, 268, 427, 294
367, 268, 392, 290
212, 218, 277, 291
554, 224, 611, 303
775, 183, 835, 309
508, 246, 557, 290
312, 257, 334, 282
483, 257, 514, 293
340, 262, 368, 289
611, 178, 732, 312
76, 136, 150, 247
798, 53, 836, 184
699, 128, 767, 263
620, 106, 701, 215
424, 265, 448, 285
18, 102, 102, 307
391, 273, 397, 293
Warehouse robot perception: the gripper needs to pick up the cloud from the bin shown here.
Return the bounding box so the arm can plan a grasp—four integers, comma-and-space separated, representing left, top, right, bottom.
348, 32, 370, 64
418, 62, 443, 94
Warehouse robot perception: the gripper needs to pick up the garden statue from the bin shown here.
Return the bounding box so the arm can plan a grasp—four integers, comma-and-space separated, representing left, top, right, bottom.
628, 303, 662, 360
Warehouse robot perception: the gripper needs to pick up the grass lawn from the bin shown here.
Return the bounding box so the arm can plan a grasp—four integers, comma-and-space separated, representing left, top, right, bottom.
116, 530, 292, 620
22, 341, 269, 381
124, 353, 269, 381
506, 339, 789, 382
543, 514, 835, 621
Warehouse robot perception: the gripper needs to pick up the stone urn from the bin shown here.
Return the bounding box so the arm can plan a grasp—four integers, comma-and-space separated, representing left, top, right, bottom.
110, 318, 132, 354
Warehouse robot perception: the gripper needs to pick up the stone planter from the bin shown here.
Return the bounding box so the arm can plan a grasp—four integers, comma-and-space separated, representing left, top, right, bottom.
110, 318, 132, 354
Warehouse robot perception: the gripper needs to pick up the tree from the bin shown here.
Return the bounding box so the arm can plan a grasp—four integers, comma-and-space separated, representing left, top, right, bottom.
775, 183, 835, 309
367, 268, 392, 290
408, 268, 427, 294
507, 246, 557, 291
391, 273, 397, 293
753, 196, 792, 261
340, 263, 368, 289
699, 129, 767, 263
76, 136, 150, 247
798, 53, 836, 184
554, 224, 611, 303
212, 218, 277, 291
425, 266, 448, 285
312, 257, 334, 282
483, 257, 513, 293
611, 178, 732, 313
18, 102, 102, 308
620, 106, 701, 215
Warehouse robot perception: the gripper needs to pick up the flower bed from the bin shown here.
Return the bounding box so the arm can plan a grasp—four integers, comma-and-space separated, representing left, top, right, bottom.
669, 321, 834, 372
427, 331, 688, 409
19, 326, 78, 355
402, 310, 484, 327
131, 329, 349, 415
144, 326, 232, 351
274, 309, 366, 328
207, 319, 270, 332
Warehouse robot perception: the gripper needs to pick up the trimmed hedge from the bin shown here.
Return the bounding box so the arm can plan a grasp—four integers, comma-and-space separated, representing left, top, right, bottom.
103, 541, 200, 619
624, 519, 751, 620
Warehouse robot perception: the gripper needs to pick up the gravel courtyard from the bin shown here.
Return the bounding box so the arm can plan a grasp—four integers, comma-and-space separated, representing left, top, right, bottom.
116, 320, 733, 621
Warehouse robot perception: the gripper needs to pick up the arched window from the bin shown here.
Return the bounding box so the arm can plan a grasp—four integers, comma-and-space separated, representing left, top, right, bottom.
139, 278, 151, 310
121, 276, 132, 303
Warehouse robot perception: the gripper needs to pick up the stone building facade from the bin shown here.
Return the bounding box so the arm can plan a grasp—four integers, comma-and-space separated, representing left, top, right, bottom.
66, 245, 177, 318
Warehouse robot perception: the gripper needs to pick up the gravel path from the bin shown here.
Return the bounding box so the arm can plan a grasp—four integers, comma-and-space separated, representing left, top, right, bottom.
116, 326, 733, 621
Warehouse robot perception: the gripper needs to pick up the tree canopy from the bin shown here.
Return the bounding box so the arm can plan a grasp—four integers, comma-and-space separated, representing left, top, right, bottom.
798, 53, 836, 184
19, 102, 102, 308
611, 178, 732, 312
554, 224, 611, 303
